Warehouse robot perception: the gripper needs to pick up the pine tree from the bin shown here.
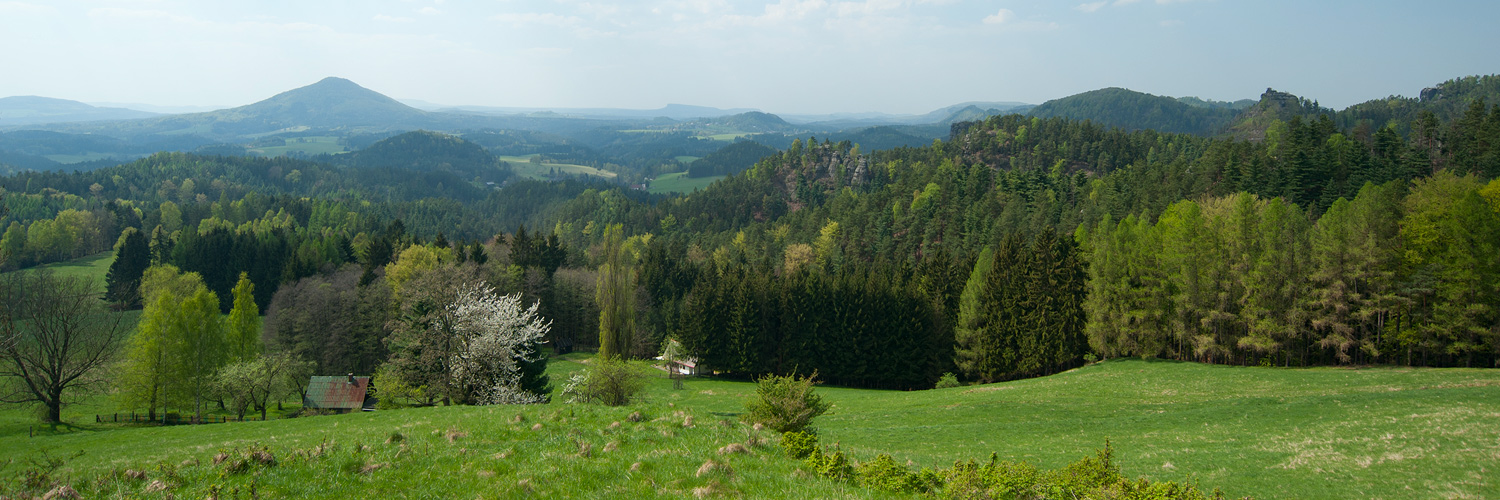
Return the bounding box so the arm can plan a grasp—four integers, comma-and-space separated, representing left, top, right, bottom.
953, 246, 994, 380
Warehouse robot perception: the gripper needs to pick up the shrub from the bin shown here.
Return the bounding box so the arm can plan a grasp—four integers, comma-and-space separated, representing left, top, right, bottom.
742, 372, 831, 433
933, 373, 960, 389
804, 447, 854, 481
856, 454, 936, 493
560, 356, 647, 406
780, 430, 818, 459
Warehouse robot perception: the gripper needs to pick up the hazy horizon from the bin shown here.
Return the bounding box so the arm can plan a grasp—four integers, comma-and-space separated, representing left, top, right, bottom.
2, 0, 1498, 115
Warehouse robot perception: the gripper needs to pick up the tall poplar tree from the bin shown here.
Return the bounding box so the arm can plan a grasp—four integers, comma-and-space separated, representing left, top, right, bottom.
596, 224, 636, 359
226, 273, 261, 362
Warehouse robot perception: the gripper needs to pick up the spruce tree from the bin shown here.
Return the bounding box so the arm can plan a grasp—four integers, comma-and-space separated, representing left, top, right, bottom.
106, 227, 152, 308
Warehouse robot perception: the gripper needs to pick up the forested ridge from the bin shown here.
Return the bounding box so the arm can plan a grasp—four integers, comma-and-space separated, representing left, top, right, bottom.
3, 83, 1500, 399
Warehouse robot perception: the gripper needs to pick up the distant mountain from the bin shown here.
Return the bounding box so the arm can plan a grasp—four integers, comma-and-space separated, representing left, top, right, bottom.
701, 112, 795, 133
201, 77, 436, 133
423, 103, 759, 121
5, 77, 442, 139
1027, 88, 1241, 136
783, 101, 1032, 128
10, 77, 646, 141
0, 96, 158, 126
88, 102, 227, 114
917, 102, 1033, 124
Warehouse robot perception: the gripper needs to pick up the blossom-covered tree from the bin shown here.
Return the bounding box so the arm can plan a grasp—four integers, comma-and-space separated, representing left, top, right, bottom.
448, 282, 552, 404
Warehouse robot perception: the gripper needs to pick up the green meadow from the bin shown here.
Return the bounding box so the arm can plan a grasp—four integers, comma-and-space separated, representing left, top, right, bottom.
247, 136, 347, 157
26, 251, 115, 289
4, 351, 1496, 499
499, 155, 617, 180
649, 171, 725, 194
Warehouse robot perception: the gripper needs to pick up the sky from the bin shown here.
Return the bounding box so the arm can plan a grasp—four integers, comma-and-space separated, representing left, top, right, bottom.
1, 0, 1497, 115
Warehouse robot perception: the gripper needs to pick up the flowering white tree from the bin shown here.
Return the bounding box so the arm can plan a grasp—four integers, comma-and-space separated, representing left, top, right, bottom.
447, 282, 551, 405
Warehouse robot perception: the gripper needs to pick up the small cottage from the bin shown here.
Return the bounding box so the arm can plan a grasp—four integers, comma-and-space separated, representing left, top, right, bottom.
303, 374, 377, 413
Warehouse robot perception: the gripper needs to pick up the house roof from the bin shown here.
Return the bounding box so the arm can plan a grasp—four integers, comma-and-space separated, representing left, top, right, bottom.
304, 376, 371, 410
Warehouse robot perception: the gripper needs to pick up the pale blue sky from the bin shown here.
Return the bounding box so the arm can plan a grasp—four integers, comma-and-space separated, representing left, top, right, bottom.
2, 0, 1496, 114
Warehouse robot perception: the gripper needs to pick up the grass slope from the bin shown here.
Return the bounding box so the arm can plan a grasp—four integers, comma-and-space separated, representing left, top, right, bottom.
499, 155, 617, 180
4, 356, 1497, 499
650, 171, 724, 194
24, 251, 115, 289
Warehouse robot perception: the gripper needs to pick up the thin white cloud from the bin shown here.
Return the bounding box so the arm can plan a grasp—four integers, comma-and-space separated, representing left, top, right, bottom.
417, 6, 441, 15
1113, 0, 1140, 5
1075, 1, 1107, 13
373, 14, 415, 23
982, 8, 1013, 25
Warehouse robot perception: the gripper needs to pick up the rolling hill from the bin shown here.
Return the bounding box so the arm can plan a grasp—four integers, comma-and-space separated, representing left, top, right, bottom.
0, 96, 157, 126
1026, 87, 1242, 136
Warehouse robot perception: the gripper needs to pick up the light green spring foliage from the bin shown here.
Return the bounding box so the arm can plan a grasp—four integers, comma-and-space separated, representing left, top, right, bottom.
227, 273, 261, 362
117, 265, 232, 420
814, 220, 841, 269
140, 264, 205, 305
0, 221, 24, 268
385, 243, 452, 299
177, 287, 226, 419
116, 291, 181, 418
1398, 172, 1500, 361
158, 200, 182, 233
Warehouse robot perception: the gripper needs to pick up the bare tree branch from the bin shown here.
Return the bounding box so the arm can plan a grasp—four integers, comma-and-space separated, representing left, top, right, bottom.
0, 270, 127, 422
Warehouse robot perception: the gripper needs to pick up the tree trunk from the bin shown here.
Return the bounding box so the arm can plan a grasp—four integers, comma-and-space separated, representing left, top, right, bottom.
45, 399, 62, 423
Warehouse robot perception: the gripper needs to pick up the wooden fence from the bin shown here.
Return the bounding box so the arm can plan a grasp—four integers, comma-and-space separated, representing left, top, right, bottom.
96, 412, 267, 425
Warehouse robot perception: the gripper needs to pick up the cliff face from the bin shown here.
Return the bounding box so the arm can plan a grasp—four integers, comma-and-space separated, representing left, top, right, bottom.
1224, 88, 1333, 142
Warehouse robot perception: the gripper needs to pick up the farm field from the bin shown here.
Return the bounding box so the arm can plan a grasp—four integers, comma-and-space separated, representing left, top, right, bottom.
499, 154, 617, 180
247, 136, 347, 157
649, 171, 725, 194
4, 352, 1496, 499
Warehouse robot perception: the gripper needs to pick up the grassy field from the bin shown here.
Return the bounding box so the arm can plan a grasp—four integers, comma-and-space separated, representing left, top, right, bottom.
649, 171, 725, 194
3, 353, 1497, 498
25, 251, 115, 289
708, 132, 751, 141
247, 136, 347, 157
499, 155, 618, 180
